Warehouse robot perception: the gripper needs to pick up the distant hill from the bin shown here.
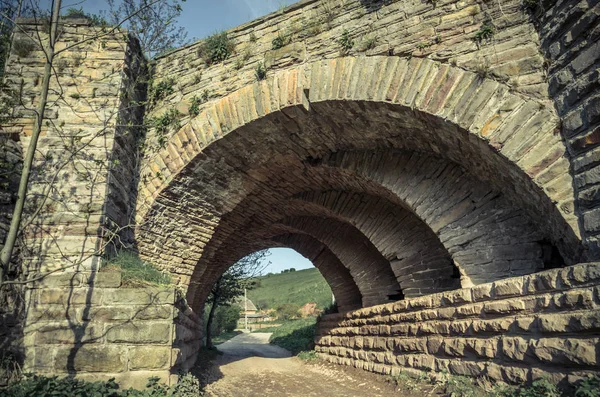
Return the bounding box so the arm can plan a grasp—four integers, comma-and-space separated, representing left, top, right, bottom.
247, 268, 333, 310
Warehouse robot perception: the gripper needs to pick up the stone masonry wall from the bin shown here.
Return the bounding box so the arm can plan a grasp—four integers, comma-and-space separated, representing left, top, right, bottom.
24, 271, 201, 388
315, 263, 600, 386
144, 0, 552, 165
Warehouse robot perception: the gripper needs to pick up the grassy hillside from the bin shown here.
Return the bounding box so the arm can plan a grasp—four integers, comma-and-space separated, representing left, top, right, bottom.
247, 268, 332, 310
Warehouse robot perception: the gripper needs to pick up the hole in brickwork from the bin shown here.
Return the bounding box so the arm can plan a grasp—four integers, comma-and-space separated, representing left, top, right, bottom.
539, 239, 566, 270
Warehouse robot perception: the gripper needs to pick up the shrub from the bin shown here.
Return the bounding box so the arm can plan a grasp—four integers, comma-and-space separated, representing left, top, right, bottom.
472, 19, 495, 45
575, 375, 600, 397
189, 95, 204, 117
102, 251, 172, 286
199, 32, 234, 65
516, 377, 561, 397
150, 107, 181, 148
445, 375, 480, 397
1, 373, 200, 396
271, 34, 291, 50
276, 303, 300, 320
337, 30, 354, 54
297, 350, 318, 361
255, 62, 267, 81
268, 317, 316, 354
11, 38, 35, 58
149, 78, 175, 104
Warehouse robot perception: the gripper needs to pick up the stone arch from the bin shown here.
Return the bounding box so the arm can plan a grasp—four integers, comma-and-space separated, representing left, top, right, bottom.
271, 233, 363, 312
135, 56, 581, 314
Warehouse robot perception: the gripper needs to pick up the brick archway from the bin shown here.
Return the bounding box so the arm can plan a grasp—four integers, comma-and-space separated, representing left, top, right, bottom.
136, 57, 581, 314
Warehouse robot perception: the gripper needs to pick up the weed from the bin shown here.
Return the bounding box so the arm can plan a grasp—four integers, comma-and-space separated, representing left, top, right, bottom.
249, 32, 258, 42
201, 89, 210, 102
189, 95, 203, 117
69, 93, 81, 100
392, 372, 420, 391
103, 251, 172, 285
149, 107, 181, 148
198, 32, 234, 65
362, 36, 378, 51
2, 373, 200, 396
338, 29, 354, 54
445, 375, 480, 397
234, 58, 244, 70
297, 350, 318, 361
575, 375, 600, 397
475, 60, 491, 78
472, 18, 495, 45
272, 33, 291, 50
149, 78, 175, 103
416, 41, 430, 51
56, 59, 68, 73
12, 38, 35, 58
323, 3, 336, 26
72, 53, 84, 67
193, 72, 202, 84
255, 62, 267, 81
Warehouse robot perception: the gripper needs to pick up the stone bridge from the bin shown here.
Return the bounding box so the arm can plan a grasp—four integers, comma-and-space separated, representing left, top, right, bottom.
1, 0, 599, 389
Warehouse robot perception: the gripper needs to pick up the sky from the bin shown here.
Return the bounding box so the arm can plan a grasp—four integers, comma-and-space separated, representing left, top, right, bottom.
58, 0, 314, 274
60, 0, 299, 41
259, 247, 314, 274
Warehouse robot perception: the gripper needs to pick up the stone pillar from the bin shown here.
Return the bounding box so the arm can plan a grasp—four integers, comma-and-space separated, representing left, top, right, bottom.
1, 18, 152, 381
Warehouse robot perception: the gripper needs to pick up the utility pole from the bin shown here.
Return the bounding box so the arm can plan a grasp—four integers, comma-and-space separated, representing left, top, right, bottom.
244, 288, 248, 331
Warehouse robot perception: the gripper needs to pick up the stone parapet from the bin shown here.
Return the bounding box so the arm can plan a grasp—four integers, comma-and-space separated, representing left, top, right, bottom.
315, 263, 600, 385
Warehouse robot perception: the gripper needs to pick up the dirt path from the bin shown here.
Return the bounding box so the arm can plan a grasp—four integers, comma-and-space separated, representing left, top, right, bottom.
203, 332, 434, 397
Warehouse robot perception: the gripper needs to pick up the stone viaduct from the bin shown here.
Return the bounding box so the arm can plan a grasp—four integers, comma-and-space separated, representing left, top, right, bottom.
0, 0, 599, 389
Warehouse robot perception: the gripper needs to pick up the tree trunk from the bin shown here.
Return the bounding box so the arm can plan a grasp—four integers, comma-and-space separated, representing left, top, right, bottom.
205, 277, 222, 348
0, 0, 61, 285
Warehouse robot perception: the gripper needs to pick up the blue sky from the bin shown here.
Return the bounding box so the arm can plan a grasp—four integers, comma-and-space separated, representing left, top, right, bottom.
61, 0, 298, 41
260, 247, 314, 274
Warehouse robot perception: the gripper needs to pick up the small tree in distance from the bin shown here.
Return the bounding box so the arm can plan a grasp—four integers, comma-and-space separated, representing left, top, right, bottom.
205, 250, 270, 348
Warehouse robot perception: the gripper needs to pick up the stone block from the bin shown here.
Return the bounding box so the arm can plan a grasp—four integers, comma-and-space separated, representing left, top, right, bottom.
128, 345, 172, 370
456, 303, 483, 317
493, 278, 524, 297
483, 300, 525, 315
89, 272, 122, 288
393, 338, 427, 354
448, 360, 484, 377
553, 289, 594, 309
501, 337, 531, 362
531, 338, 597, 366
38, 288, 103, 306
55, 345, 127, 372
526, 270, 559, 293
102, 288, 175, 306
472, 284, 493, 301
35, 324, 99, 345
426, 336, 444, 355
105, 321, 172, 344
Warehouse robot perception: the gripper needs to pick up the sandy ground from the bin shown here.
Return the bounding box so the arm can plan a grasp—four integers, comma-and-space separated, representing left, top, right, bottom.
203, 332, 437, 397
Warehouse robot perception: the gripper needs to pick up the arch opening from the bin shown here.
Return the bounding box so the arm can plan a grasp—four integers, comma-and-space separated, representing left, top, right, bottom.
136, 59, 581, 317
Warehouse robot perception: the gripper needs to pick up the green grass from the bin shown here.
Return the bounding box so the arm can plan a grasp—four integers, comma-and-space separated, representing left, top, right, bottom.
248, 268, 332, 310
261, 317, 317, 355
102, 251, 172, 286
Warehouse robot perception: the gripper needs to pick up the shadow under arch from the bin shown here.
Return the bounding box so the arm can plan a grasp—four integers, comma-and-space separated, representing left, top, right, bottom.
135, 56, 583, 317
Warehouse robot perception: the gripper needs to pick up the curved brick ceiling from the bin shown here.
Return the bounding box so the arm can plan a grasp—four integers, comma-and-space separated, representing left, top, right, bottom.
138, 96, 580, 314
